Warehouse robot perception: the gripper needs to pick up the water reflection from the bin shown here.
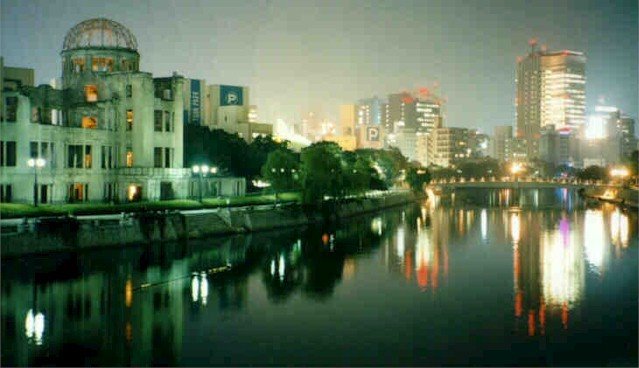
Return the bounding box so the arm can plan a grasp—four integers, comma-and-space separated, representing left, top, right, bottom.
1, 189, 637, 366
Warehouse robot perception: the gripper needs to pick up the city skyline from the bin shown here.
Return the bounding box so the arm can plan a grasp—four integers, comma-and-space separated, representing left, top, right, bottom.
2, 0, 637, 132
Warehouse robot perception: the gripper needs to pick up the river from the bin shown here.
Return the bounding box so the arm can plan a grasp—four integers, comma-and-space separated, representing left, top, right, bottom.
1, 188, 637, 366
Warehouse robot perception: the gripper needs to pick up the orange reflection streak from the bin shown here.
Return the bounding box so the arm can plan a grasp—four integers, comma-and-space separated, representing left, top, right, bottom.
561, 302, 569, 330
528, 310, 536, 336
404, 250, 413, 281
539, 302, 546, 335
125, 322, 132, 343
417, 264, 428, 290
125, 279, 133, 308
515, 291, 523, 317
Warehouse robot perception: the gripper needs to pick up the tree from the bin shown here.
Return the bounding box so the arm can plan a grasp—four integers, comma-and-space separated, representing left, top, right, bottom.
405, 167, 431, 192
576, 165, 608, 181
299, 142, 344, 205
261, 149, 300, 200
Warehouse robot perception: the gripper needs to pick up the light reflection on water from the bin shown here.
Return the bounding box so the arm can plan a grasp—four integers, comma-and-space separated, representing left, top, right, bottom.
1, 188, 637, 366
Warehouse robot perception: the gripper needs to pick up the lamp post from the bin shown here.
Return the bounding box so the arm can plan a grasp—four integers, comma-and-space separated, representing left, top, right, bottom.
27, 158, 46, 207
192, 164, 218, 203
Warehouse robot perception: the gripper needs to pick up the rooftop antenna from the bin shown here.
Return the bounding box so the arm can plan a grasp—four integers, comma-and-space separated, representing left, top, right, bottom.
528, 37, 538, 53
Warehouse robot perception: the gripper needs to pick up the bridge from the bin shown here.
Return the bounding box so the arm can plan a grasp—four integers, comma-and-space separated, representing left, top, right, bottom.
428, 177, 619, 190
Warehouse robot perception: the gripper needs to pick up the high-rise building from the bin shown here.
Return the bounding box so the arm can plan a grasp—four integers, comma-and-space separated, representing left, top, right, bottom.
516, 40, 586, 158
428, 127, 470, 167
492, 125, 513, 161
539, 125, 574, 167
339, 104, 357, 136
467, 130, 490, 158
357, 97, 384, 126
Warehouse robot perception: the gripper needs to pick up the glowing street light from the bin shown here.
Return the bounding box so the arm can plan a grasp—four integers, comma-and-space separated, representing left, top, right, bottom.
191, 164, 218, 203
609, 166, 629, 179
27, 158, 46, 207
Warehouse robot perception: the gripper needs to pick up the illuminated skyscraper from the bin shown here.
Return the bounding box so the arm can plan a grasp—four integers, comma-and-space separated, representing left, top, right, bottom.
516, 40, 586, 158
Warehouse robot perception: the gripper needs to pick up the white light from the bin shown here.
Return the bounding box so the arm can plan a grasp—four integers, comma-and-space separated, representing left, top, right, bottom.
210, 167, 218, 174
25, 309, 45, 345
481, 209, 488, 240
191, 276, 199, 302
36, 158, 46, 167
278, 255, 285, 280
201, 165, 209, 174
192, 165, 200, 173
200, 273, 209, 305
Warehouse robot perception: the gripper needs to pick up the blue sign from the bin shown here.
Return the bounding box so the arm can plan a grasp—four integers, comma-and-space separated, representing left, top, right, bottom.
220, 85, 243, 106
190, 80, 201, 125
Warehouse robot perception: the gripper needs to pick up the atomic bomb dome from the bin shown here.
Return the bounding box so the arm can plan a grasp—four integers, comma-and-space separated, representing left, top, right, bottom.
62, 18, 138, 51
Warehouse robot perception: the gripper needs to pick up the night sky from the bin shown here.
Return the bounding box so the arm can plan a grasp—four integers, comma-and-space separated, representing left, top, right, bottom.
2, 0, 637, 132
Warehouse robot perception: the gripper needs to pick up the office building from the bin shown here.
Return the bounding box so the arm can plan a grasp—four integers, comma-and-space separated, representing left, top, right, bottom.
492, 125, 513, 161
357, 97, 384, 126
539, 125, 574, 166
428, 127, 470, 167
516, 40, 586, 158
339, 104, 357, 136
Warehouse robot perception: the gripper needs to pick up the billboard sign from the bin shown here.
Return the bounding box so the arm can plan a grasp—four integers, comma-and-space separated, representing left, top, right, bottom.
190, 79, 201, 125
220, 85, 244, 106
367, 126, 380, 141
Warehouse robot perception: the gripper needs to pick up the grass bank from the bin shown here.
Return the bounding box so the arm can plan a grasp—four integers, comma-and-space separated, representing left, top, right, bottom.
0, 192, 301, 219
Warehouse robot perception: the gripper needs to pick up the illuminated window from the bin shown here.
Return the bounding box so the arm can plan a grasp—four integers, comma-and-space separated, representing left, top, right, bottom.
126, 148, 133, 167
127, 184, 142, 202
91, 57, 114, 72
84, 85, 98, 102
68, 183, 87, 202
82, 116, 97, 129
84, 145, 92, 168
126, 110, 133, 131
72, 58, 85, 73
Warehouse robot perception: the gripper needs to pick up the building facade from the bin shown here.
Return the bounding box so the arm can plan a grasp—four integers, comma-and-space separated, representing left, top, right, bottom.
428, 127, 470, 167
1, 18, 244, 204
516, 41, 586, 158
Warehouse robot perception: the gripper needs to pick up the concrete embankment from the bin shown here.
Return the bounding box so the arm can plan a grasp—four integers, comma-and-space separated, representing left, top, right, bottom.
582, 186, 638, 209
1, 191, 417, 258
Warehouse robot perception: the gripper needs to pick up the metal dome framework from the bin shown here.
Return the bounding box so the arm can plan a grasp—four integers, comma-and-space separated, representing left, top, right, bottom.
63, 18, 138, 51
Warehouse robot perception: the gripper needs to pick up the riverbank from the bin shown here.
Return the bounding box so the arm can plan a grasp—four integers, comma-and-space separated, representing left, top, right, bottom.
1, 191, 419, 258
581, 186, 639, 209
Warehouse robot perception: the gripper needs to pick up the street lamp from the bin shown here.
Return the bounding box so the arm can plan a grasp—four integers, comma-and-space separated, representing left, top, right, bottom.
192, 164, 207, 203
27, 158, 46, 207
609, 166, 629, 184
510, 162, 524, 181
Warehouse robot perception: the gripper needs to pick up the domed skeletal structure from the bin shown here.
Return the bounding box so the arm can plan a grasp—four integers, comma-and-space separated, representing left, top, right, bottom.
63, 18, 138, 51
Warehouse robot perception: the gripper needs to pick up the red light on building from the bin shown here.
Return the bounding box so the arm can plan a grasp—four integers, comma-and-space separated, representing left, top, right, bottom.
528, 37, 538, 46
516, 56, 524, 63
418, 87, 430, 96
402, 96, 414, 104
